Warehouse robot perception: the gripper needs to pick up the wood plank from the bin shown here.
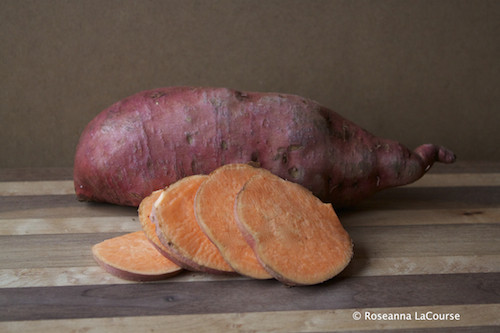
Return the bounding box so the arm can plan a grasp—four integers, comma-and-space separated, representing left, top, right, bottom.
340, 207, 500, 227
347, 223, 500, 258
1, 304, 498, 332
0, 173, 499, 198
1, 206, 497, 236
407, 173, 500, 187
1, 224, 498, 269
0, 180, 75, 196
1, 185, 498, 221
0, 267, 250, 288
0, 168, 73, 182
356, 186, 500, 210
0, 173, 498, 197
341, 254, 500, 278
0, 233, 123, 269
1, 254, 498, 288
427, 160, 500, 174
0, 273, 498, 321
0, 195, 137, 219
0, 216, 140, 235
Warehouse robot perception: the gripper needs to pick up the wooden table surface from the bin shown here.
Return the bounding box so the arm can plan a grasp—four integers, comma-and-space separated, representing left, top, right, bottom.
0, 161, 499, 332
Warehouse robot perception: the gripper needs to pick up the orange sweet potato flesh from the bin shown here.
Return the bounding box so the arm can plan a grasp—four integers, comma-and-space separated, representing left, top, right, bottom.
194, 164, 272, 279
92, 231, 182, 281
138, 189, 188, 268
151, 175, 234, 274
235, 172, 353, 286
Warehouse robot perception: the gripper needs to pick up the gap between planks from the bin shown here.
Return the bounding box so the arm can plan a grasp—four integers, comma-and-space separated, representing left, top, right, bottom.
0, 173, 499, 197
0, 304, 498, 332
1, 254, 498, 288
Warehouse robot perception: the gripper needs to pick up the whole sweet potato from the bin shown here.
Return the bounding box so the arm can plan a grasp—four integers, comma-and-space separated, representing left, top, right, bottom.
74, 87, 455, 208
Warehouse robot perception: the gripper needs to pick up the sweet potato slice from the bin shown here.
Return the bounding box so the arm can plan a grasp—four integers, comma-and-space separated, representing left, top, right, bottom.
138, 189, 187, 266
194, 164, 272, 279
92, 231, 182, 281
151, 175, 234, 274
235, 172, 353, 286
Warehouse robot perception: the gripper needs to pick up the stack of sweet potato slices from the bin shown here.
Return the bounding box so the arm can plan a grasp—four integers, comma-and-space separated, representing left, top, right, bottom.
92, 163, 353, 286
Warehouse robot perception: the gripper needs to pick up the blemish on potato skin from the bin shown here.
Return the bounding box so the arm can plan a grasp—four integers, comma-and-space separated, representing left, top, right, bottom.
251, 151, 259, 163
150, 91, 166, 99
281, 153, 288, 164
289, 144, 303, 151
342, 123, 351, 141
150, 91, 166, 105
234, 90, 249, 100
191, 160, 199, 174
220, 140, 228, 150
274, 146, 302, 165
186, 134, 194, 145
288, 166, 300, 179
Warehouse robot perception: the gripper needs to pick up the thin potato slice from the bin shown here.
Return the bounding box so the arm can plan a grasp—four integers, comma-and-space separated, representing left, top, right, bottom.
194, 164, 272, 279
92, 231, 182, 281
151, 175, 234, 274
235, 172, 353, 286
138, 189, 187, 267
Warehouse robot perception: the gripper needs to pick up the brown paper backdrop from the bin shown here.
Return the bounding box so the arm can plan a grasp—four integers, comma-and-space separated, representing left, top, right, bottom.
1, 0, 499, 168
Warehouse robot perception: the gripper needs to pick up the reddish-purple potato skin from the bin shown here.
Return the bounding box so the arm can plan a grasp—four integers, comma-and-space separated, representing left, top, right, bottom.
74, 87, 455, 208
